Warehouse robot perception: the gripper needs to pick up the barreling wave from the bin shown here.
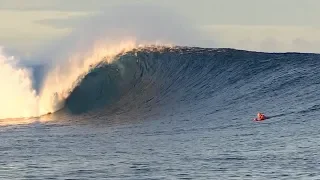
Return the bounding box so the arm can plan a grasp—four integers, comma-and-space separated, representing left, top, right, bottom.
1, 43, 320, 122
0, 40, 140, 119
37, 40, 139, 115
62, 46, 320, 121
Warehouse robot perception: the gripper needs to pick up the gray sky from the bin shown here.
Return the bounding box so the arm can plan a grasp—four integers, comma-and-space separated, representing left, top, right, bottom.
2, 0, 320, 26
1, 0, 320, 54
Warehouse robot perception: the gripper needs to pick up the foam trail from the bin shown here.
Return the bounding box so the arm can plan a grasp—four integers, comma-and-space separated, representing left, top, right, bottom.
0, 47, 39, 119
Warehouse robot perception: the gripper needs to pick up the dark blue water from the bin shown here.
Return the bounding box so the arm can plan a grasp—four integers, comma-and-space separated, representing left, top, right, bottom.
1, 47, 320, 179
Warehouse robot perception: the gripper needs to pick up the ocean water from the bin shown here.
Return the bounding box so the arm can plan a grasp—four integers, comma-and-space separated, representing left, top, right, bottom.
1, 47, 320, 179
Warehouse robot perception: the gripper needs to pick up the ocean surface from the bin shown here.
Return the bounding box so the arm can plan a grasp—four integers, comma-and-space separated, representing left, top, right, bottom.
1, 47, 320, 179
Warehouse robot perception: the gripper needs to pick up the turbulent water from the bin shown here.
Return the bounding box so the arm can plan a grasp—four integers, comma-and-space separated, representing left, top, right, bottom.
1, 46, 320, 179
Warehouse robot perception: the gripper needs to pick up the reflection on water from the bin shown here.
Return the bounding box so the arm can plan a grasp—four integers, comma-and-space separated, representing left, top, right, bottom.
0, 113, 55, 127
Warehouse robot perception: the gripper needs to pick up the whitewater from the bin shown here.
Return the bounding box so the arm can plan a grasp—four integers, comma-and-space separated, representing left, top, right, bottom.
0, 40, 140, 119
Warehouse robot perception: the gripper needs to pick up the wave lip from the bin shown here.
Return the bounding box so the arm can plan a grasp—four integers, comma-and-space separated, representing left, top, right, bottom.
37, 40, 138, 116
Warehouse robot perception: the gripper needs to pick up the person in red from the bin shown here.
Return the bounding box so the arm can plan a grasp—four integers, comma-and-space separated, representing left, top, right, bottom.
254, 112, 267, 121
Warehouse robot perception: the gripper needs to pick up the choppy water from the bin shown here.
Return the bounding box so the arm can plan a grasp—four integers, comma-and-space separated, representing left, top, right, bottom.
1, 47, 320, 179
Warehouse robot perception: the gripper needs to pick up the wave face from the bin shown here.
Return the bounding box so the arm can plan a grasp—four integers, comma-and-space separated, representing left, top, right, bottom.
62, 47, 320, 121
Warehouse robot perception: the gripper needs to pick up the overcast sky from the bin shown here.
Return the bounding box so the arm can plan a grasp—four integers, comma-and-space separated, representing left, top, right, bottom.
1, 0, 320, 55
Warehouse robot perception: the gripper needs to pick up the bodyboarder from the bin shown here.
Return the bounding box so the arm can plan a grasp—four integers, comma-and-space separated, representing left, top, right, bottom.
254, 112, 267, 121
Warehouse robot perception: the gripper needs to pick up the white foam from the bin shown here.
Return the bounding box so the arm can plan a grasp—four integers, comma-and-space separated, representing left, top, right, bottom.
0, 47, 39, 119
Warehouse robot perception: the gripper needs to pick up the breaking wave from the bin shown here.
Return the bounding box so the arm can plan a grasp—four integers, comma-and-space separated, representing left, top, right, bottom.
62, 46, 320, 122
1, 43, 320, 123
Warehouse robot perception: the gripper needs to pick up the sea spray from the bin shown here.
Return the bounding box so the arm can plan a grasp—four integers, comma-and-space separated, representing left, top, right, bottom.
0, 47, 39, 119
38, 40, 138, 115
